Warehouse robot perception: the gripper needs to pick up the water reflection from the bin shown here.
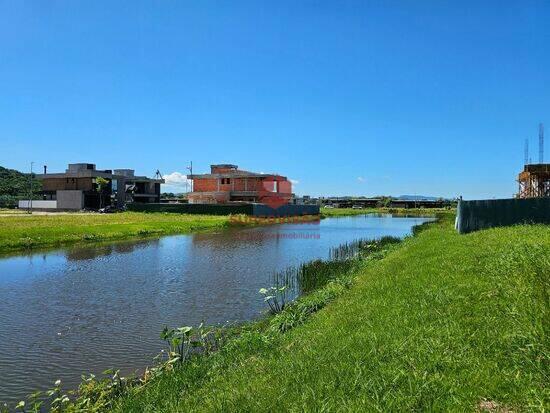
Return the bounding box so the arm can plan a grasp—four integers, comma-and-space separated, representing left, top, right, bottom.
65, 239, 158, 261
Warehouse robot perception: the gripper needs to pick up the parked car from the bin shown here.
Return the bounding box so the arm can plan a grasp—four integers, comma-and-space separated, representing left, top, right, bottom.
352, 205, 363, 209
98, 205, 126, 214
323, 205, 335, 208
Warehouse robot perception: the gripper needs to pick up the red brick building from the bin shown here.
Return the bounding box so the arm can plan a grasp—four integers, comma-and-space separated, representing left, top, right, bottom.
187, 164, 292, 205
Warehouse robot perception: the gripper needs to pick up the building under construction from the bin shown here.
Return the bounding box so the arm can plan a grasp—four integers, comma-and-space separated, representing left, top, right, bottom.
518, 123, 550, 198
518, 164, 550, 198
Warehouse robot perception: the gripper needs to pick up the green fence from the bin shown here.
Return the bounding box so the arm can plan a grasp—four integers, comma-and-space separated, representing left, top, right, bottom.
456, 198, 550, 234
127, 203, 252, 215
127, 203, 320, 216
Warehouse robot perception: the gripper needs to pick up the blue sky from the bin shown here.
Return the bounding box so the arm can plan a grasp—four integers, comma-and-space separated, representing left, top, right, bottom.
1, 1, 549, 199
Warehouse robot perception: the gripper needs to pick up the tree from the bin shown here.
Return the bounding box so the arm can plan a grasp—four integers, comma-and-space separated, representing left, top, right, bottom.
376, 196, 392, 208
96, 177, 109, 209
0, 165, 42, 208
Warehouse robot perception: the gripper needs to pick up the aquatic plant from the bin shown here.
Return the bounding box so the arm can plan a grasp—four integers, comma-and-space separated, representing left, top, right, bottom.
269, 236, 402, 300
9, 379, 70, 413
329, 235, 401, 261
259, 286, 288, 314
160, 326, 194, 364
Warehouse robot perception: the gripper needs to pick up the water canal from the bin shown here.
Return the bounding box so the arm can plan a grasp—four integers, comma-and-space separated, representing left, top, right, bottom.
0, 214, 433, 403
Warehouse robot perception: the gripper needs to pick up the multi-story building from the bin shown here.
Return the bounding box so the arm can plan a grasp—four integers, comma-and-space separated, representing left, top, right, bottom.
187, 164, 292, 205
34, 163, 163, 210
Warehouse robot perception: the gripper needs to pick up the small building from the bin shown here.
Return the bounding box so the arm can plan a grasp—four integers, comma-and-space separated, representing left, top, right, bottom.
26, 163, 164, 210
187, 164, 292, 205
518, 164, 550, 198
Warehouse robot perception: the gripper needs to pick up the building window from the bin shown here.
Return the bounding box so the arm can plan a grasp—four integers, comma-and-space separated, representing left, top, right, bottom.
221, 178, 231, 185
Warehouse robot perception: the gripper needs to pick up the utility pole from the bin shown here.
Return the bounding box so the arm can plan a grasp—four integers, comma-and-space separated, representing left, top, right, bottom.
28, 161, 34, 214
186, 161, 193, 192
539, 123, 544, 163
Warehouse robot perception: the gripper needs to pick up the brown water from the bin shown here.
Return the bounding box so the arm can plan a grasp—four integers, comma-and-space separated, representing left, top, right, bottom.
0, 214, 433, 403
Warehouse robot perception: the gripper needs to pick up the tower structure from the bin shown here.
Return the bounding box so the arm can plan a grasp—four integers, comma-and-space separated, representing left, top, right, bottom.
539, 123, 544, 164
517, 124, 550, 198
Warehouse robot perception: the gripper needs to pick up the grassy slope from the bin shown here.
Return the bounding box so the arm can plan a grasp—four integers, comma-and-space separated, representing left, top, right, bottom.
114, 216, 549, 412
0, 212, 230, 253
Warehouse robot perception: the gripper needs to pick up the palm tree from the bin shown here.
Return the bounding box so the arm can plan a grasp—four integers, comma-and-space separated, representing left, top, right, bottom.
96, 177, 109, 209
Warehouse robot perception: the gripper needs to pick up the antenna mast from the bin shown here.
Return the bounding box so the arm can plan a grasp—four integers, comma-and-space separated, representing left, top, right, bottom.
524, 139, 529, 165
539, 123, 544, 164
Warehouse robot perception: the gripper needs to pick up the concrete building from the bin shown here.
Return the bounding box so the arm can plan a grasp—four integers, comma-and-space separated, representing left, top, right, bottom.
113, 169, 164, 204
25, 163, 163, 210
187, 164, 292, 205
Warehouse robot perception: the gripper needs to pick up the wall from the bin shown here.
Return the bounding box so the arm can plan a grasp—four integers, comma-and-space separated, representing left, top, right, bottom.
252, 204, 320, 217
127, 203, 252, 215
187, 192, 230, 204
42, 177, 94, 191
18, 200, 57, 209
57, 190, 84, 210
193, 177, 265, 192
127, 203, 320, 216
233, 178, 262, 191
193, 178, 219, 192
456, 198, 550, 234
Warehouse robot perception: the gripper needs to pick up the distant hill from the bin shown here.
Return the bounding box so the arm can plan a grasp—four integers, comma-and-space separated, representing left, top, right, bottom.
0, 165, 42, 207
396, 195, 441, 201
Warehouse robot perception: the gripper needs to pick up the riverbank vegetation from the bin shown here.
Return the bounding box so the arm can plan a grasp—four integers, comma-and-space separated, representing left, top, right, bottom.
106, 214, 546, 412
320, 206, 452, 217
0, 212, 232, 254
10, 213, 546, 411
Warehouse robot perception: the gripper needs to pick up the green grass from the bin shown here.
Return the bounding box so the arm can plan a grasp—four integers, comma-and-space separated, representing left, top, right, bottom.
0, 208, 27, 215
320, 206, 452, 217
111, 215, 548, 412
0, 212, 232, 253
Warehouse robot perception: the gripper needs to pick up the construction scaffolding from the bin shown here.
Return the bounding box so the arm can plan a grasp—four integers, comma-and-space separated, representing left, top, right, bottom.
518, 164, 550, 198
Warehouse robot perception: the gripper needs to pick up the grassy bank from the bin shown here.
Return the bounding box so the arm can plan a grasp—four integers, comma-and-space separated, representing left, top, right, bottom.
0, 212, 232, 253
320, 206, 452, 217
109, 215, 548, 412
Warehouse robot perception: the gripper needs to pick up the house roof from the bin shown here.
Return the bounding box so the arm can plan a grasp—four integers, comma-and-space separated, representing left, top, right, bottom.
36, 171, 164, 183
188, 172, 288, 180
